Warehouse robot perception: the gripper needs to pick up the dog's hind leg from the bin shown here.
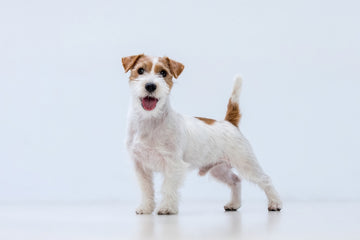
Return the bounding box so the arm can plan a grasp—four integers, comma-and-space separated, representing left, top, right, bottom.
230, 152, 282, 211
209, 162, 242, 211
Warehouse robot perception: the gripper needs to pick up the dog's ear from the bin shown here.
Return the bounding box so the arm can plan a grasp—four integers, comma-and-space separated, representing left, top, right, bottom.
165, 57, 184, 79
122, 54, 144, 73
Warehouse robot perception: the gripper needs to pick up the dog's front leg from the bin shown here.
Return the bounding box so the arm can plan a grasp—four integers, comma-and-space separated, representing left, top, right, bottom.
134, 161, 155, 214
157, 160, 187, 215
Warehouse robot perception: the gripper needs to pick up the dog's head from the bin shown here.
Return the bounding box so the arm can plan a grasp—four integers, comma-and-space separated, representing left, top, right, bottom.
122, 54, 184, 114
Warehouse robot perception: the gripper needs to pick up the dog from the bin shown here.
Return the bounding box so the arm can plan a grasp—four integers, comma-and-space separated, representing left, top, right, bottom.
122, 54, 282, 215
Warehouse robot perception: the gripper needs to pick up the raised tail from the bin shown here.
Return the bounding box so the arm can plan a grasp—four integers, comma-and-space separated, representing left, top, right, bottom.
225, 75, 242, 127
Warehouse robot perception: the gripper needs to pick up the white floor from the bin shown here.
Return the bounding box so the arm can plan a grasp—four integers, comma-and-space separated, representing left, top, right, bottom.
0, 201, 359, 240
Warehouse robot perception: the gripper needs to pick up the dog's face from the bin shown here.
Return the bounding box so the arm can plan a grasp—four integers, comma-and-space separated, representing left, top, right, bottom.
122, 54, 184, 114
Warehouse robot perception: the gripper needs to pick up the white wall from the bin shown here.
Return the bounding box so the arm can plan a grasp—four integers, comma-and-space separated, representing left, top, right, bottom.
1, 0, 359, 203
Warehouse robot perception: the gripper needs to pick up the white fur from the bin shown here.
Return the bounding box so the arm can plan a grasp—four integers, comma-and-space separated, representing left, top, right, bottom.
151, 57, 158, 73
230, 75, 242, 103
126, 62, 282, 214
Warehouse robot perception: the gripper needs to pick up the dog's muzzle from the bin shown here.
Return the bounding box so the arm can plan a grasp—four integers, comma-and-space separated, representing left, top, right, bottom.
145, 83, 157, 93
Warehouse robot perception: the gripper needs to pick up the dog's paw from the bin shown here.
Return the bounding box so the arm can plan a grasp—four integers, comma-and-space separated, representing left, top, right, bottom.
136, 207, 154, 215
157, 205, 178, 215
224, 201, 241, 211
268, 200, 282, 211
135, 204, 155, 215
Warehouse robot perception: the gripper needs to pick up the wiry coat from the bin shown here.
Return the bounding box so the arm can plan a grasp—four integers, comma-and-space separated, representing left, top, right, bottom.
123, 54, 282, 215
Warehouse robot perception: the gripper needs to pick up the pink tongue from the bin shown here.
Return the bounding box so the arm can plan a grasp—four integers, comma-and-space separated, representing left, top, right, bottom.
142, 97, 158, 111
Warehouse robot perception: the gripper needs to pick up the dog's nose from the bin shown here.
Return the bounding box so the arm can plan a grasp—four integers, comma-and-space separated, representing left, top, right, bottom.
145, 83, 157, 93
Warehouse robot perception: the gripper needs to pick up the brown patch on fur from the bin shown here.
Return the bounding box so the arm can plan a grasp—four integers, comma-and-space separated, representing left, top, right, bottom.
128, 55, 154, 81
225, 99, 241, 127
195, 117, 216, 125
122, 55, 184, 85
122, 54, 144, 72
154, 60, 174, 89
163, 57, 184, 79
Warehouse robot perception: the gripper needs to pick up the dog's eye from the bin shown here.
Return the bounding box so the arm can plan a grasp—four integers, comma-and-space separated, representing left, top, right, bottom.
137, 68, 145, 75
160, 70, 167, 77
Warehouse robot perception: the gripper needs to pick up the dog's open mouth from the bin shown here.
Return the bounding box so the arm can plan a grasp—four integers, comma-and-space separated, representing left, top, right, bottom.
141, 96, 159, 111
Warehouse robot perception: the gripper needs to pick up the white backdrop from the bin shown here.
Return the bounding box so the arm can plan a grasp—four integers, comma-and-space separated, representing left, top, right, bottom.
1, 0, 359, 204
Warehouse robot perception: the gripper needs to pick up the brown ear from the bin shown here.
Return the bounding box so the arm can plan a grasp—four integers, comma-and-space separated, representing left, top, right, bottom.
165, 57, 184, 79
122, 54, 144, 72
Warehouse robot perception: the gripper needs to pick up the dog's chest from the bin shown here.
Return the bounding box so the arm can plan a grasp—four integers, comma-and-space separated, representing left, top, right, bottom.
129, 129, 177, 172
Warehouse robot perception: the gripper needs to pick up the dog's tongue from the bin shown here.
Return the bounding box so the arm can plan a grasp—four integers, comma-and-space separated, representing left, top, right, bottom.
142, 97, 158, 111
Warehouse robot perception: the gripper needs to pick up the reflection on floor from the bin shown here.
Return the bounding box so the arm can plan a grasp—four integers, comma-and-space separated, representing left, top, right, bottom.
0, 201, 359, 240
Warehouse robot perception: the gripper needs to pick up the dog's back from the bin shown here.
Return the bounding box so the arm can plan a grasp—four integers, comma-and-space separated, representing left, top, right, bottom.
182, 76, 249, 167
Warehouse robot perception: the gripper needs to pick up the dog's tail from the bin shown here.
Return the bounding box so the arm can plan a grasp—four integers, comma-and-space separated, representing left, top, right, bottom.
225, 75, 242, 127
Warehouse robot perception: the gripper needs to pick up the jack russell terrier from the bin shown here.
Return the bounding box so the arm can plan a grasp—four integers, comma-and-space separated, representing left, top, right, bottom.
122, 54, 282, 215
